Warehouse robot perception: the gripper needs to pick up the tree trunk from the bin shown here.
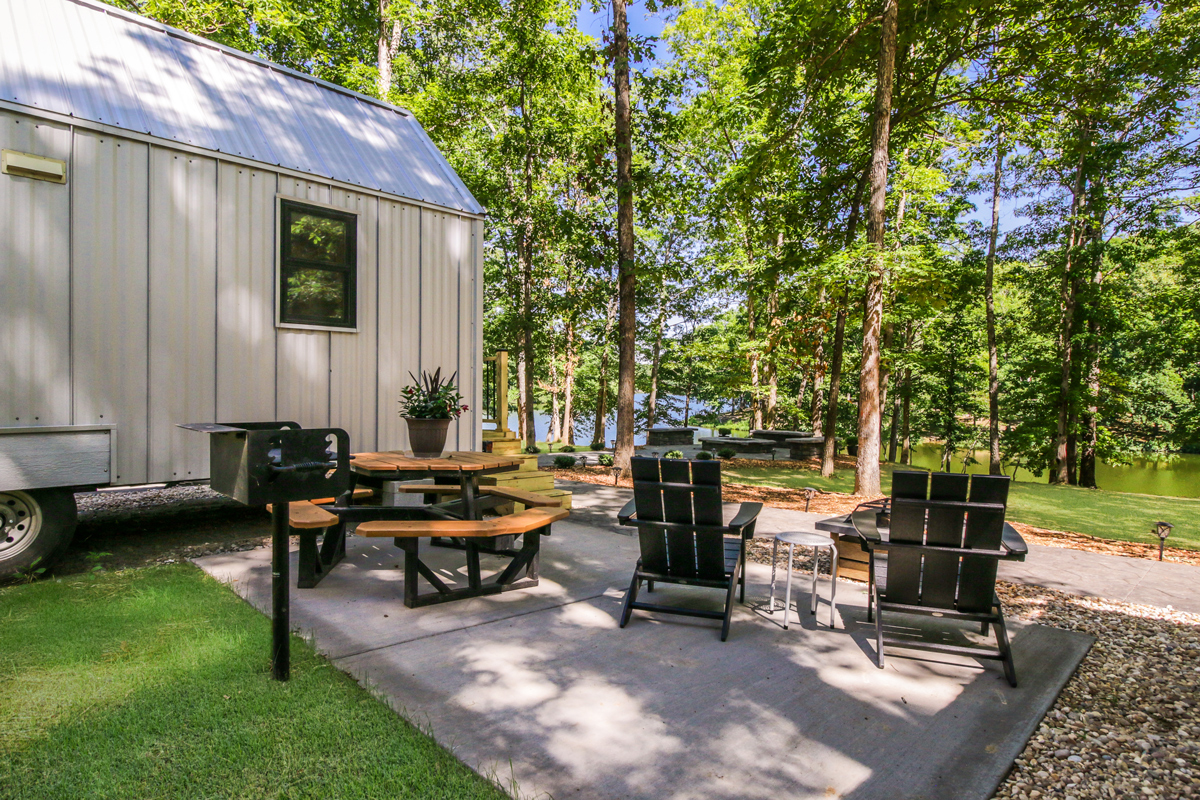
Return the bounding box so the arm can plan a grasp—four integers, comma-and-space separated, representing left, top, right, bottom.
646, 296, 665, 430
549, 349, 561, 444
810, 287, 827, 433
795, 371, 810, 432
879, 320, 893, 438
594, 297, 616, 447
901, 366, 912, 464
853, 0, 898, 497
516, 348, 528, 444
1067, 410, 1078, 485
985, 135, 1004, 475
1052, 153, 1087, 483
1080, 315, 1100, 488
612, 0, 637, 472
887, 321, 909, 462
765, 275, 781, 428
376, 0, 401, 99
564, 319, 576, 445
748, 290, 763, 430
821, 301, 847, 478
942, 337, 957, 472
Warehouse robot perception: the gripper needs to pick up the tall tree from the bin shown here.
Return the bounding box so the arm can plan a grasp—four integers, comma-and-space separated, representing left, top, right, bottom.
613, 0, 637, 471
853, 0, 897, 496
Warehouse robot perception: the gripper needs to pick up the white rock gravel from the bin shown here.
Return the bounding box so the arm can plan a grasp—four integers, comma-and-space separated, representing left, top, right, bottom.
744, 545, 1200, 799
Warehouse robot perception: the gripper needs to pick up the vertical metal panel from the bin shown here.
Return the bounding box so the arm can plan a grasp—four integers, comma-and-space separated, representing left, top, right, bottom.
70, 129, 149, 484
0, 110, 71, 427
471, 218, 485, 452
452, 215, 474, 451
420, 209, 460, 450
147, 146, 217, 481
275, 178, 331, 428
329, 189, 378, 451
376, 199, 421, 451
216, 161, 277, 422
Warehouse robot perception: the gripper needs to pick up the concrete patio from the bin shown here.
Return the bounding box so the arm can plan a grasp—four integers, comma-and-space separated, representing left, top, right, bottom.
195, 494, 1094, 800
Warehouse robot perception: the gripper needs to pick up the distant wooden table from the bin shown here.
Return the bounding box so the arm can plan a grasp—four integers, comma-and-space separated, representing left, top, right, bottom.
349, 451, 521, 521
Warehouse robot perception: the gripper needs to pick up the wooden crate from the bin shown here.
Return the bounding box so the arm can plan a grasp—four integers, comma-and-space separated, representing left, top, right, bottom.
834, 534, 870, 582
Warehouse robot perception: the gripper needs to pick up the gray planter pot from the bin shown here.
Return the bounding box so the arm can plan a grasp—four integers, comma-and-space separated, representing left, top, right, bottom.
404, 417, 452, 458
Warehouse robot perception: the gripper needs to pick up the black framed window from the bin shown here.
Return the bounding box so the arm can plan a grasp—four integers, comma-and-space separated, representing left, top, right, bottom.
279, 200, 357, 328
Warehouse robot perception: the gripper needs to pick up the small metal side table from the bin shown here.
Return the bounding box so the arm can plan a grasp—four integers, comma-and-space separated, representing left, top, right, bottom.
770, 530, 839, 629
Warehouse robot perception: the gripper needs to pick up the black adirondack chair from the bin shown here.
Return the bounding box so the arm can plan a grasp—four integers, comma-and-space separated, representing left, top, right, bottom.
852, 470, 1021, 686
617, 457, 763, 641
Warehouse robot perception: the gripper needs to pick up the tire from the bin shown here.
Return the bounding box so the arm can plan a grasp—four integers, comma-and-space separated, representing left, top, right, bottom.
0, 488, 78, 578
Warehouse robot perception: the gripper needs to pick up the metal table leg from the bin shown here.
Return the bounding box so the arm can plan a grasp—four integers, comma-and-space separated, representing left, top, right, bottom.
783, 542, 795, 630
829, 542, 838, 629
770, 537, 779, 613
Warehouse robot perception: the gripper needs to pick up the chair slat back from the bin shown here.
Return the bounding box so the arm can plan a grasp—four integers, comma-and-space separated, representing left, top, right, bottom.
885, 471, 930, 605
631, 457, 727, 580
880, 471, 1011, 613
958, 474, 1009, 612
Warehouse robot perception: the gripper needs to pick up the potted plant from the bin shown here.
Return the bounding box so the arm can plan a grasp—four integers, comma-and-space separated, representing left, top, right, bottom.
398, 369, 468, 458
845, 436, 859, 457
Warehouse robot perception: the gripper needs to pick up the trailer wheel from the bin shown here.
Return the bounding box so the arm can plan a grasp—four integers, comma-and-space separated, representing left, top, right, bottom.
0, 489, 78, 578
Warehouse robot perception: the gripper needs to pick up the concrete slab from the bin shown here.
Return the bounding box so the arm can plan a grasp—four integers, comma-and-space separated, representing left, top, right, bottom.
195, 518, 1092, 800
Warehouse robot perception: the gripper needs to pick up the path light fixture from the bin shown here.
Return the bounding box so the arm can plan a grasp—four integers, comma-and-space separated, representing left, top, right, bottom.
612, 466, 623, 485
577, 455, 588, 467
803, 487, 818, 512
1154, 521, 1173, 561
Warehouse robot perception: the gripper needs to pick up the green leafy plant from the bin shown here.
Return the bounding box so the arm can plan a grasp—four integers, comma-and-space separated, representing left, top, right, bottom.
559, 445, 576, 453
553, 455, 577, 468
845, 436, 858, 447
398, 369, 467, 419
664, 450, 684, 459
589, 441, 605, 451
695, 451, 714, 460
598, 453, 614, 466
718, 428, 732, 436
718, 448, 736, 460
524, 445, 542, 454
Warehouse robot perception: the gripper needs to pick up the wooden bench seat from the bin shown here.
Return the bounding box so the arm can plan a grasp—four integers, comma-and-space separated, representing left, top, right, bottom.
266, 501, 340, 529
356, 506, 568, 538
391, 484, 561, 508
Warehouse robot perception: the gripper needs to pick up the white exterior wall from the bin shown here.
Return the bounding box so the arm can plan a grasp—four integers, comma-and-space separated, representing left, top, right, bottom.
0, 107, 484, 490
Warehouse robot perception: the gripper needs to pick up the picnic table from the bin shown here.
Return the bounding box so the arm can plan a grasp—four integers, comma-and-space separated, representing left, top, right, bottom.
348, 451, 522, 520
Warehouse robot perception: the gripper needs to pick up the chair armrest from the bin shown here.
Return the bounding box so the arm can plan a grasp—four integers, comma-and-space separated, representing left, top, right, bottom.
617, 498, 638, 526
1001, 522, 1028, 560
728, 502, 763, 536
851, 509, 884, 545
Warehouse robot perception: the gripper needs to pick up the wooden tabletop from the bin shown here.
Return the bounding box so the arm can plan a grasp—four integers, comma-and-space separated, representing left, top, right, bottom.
350, 451, 522, 475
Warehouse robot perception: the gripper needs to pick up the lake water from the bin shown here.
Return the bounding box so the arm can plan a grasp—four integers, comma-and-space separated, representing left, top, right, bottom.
907, 443, 1200, 499
507, 405, 1199, 499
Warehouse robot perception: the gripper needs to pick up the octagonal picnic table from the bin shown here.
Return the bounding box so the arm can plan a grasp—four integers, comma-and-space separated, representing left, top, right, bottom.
348, 450, 522, 521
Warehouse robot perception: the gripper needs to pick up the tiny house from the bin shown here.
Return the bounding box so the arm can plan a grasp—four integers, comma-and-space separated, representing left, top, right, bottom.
0, 0, 485, 575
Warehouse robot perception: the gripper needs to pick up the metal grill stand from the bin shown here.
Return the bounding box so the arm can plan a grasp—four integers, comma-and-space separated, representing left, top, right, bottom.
179, 422, 350, 681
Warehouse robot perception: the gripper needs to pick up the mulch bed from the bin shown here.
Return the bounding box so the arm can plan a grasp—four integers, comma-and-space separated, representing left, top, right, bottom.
550, 465, 1200, 567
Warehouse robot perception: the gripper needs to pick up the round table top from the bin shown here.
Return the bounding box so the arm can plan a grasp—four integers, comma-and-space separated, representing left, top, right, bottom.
774, 530, 835, 547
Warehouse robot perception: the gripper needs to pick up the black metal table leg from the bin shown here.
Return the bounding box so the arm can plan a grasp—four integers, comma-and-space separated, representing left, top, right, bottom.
270, 502, 290, 681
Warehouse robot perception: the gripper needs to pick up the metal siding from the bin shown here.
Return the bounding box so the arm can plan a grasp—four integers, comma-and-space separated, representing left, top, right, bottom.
420, 209, 459, 450
147, 147, 217, 481
376, 199, 421, 451
0, 0, 483, 215
275, 178, 331, 428
70, 129, 149, 484
0, 111, 71, 428
453, 215, 473, 451
216, 161, 277, 422
329, 189, 378, 451
471, 218, 485, 451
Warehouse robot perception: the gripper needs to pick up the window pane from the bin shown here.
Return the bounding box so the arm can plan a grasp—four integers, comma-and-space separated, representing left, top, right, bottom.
289, 212, 347, 263
284, 268, 347, 324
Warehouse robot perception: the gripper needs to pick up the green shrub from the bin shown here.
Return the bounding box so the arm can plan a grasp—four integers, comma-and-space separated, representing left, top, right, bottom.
598, 453, 614, 466
718, 447, 736, 460
845, 436, 858, 446
664, 449, 684, 459
717, 427, 732, 436
695, 451, 714, 460
559, 445, 576, 453
554, 455, 577, 468
524, 445, 541, 454
590, 441, 605, 451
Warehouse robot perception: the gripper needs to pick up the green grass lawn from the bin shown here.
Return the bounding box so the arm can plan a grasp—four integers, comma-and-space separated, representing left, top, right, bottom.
722, 461, 1200, 551
0, 565, 508, 800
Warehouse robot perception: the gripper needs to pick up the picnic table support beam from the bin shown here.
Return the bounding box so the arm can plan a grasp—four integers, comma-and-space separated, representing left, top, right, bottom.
270, 501, 290, 681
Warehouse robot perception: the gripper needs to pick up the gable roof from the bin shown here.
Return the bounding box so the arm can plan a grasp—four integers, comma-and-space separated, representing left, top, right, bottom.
0, 0, 483, 216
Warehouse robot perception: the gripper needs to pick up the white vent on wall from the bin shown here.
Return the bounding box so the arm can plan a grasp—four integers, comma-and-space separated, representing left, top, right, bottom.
1, 149, 66, 184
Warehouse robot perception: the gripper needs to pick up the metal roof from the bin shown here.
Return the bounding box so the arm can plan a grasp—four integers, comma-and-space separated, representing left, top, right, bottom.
0, 0, 484, 216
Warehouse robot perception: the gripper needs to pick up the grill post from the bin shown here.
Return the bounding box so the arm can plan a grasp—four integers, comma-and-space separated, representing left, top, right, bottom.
271, 501, 290, 681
